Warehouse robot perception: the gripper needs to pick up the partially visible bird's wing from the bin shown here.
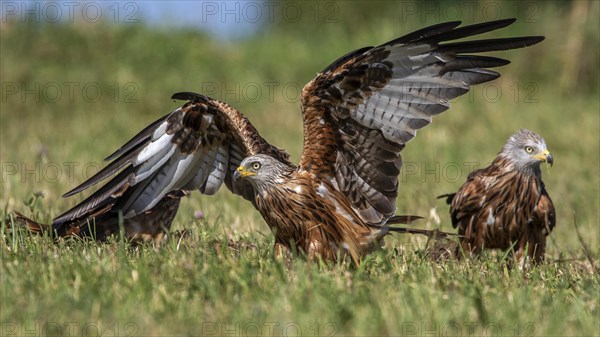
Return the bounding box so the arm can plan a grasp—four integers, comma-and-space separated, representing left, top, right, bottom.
53, 92, 290, 231
6, 211, 49, 234
447, 168, 489, 231
437, 193, 457, 205
299, 18, 543, 225
534, 185, 556, 236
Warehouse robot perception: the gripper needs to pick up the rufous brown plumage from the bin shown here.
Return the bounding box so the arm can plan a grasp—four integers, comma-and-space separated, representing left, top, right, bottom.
440, 129, 555, 264
11, 19, 544, 262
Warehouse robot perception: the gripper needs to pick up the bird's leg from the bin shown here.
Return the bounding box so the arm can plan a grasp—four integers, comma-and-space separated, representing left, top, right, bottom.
531, 242, 546, 265
512, 236, 535, 270
459, 238, 481, 259
459, 221, 483, 259
307, 240, 325, 261
151, 231, 167, 248
274, 241, 292, 261
527, 231, 546, 265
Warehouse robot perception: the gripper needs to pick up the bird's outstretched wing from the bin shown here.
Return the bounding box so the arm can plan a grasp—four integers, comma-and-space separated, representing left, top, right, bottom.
53, 92, 291, 232
299, 18, 544, 225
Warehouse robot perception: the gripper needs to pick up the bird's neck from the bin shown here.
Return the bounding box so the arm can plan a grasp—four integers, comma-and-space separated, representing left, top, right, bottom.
494, 155, 542, 179
253, 164, 296, 193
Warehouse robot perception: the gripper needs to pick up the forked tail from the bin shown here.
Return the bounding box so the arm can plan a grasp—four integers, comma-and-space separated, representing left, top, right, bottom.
4, 212, 50, 235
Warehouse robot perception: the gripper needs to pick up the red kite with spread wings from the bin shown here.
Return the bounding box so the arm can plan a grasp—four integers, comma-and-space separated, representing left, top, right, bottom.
16, 19, 543, 262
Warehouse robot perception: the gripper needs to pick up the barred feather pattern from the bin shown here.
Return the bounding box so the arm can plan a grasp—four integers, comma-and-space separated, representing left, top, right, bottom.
248, 161, 387, 263
300, 18, 544, 226
447, 132, 555, 264
22, 20, 544, 259
51, 93, 290, 242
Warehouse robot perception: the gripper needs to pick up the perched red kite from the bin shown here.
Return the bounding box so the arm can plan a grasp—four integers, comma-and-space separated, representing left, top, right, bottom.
14, 19, 544, 262
439, 129, 555, 264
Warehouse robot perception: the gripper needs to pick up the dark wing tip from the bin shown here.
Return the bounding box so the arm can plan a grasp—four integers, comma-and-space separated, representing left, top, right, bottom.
386, 215, 424, 225
386, 19, 544, 50
494, 17, 517, 25
522, 35, 545, 46
320, 46, 373, 73
437, 193, 456, 205
104, 112, 172, 162
422, 18, 517, 44
62, 188, 81, 198
171, 92, 208, 101
386, 226, 460, 239
438, 35, 545, 54
387, 20, 463, 45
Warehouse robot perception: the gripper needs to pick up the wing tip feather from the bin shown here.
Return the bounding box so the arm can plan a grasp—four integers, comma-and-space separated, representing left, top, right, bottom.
171, 91, 207, 101
388, 20, 463, 45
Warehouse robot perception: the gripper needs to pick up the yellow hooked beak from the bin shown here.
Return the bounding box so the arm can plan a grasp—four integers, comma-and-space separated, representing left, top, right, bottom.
533, 149, 554, 166
234, 165, 256, 180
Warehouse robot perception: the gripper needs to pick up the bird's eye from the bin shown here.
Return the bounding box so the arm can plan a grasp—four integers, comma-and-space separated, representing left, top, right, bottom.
525, 146, 534, 153
252, 162, 261, 170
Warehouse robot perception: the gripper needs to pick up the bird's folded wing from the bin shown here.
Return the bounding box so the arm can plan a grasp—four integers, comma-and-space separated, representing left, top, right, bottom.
53, 92, 290, 228
298, 18, 544, 225
447, 170, 488, 230
535, 186, 556, 235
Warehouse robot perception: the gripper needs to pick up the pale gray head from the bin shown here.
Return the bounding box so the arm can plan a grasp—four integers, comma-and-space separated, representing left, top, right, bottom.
499, 129, 553, 175
233, 154, 294, 191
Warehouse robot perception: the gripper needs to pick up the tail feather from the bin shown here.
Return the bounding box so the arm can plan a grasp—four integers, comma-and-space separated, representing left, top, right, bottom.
5, 189, 184, 243
437, 193, 456, 205
72, 191, 182, 242
386, 215, 423, 225
4, 212, 50, 234
382, 214, 458, 239
387, 226, 459, 239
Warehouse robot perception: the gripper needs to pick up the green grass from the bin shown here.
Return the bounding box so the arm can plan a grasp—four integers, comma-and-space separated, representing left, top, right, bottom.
1, 229, 598, 336
1, 1, 599, 336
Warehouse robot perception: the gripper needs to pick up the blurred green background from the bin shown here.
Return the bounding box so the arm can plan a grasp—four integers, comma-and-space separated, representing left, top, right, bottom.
1, 1, 599, 335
